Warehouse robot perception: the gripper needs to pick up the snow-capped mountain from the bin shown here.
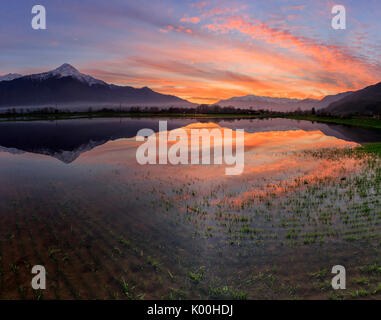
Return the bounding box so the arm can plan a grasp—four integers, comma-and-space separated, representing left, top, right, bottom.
0, 63, 194, 109
224, 95, 301, 104
26, 63, 107, 86
217, 94, 319, 112
0, 73, 23, 82
216, 92, 356, 112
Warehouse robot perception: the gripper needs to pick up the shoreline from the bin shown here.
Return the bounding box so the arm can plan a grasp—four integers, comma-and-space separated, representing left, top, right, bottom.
1, 112, 381, 129
1, 112, 381, 155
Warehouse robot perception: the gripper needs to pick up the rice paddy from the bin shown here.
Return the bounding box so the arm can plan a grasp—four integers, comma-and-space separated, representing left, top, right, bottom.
0, 118, 381, 300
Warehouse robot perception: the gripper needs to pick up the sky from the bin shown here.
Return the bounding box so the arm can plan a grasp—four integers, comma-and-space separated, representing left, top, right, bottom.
1, 0, 381, 104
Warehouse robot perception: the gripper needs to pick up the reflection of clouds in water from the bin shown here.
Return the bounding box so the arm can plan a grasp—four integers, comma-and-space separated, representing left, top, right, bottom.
0, 122, 361, 197
0, 118, 380, 163
217, 118, 381, 143
78, 123, 360, 191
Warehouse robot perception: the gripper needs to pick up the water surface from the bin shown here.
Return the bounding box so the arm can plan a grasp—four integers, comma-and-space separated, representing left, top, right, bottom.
1, 117, 381, 162
0, 117, 380, 300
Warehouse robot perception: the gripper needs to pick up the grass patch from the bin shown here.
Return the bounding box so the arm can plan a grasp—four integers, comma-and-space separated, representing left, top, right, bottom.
286, 115, 381, 130
358, 143, 381, 156
209, 286, 247, 300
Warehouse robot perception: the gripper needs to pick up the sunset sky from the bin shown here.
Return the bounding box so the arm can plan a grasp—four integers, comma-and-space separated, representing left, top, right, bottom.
1, 0, 381, 103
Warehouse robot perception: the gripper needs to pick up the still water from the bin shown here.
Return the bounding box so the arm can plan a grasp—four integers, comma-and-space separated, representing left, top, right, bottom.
0, 117, 380, 299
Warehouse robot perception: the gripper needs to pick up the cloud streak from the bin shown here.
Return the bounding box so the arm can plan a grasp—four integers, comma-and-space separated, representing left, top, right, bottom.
1, 0, 381, 104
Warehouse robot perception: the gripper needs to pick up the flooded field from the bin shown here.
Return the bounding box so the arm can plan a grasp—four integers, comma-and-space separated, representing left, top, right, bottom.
1, 117, 381, 299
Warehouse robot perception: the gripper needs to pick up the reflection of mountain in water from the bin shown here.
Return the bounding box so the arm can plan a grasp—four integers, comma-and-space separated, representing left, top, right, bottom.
0, 146, 26, 155
0, 117, 380, 163
0, 139, 106, 163
38, 140, 107, 163
0, 118, 193, 163
318, 125, 381, 143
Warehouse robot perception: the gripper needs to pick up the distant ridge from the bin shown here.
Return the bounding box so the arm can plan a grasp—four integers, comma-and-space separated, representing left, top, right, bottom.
216, 92, 350, 112
323, 82, 381, 116
218, 82, 380, 115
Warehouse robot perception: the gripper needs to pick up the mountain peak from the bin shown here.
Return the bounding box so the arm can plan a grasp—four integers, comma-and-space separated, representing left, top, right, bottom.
53, 63, 80, 76
50, 63, 87, 79
28, 63, 106, 86
59, 63, 75, 68
0, 73, 23, 82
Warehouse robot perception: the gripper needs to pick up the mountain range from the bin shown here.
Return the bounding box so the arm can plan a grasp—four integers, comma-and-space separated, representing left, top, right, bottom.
216, 92, 354, 112
0, 64, 194, 109
0, 63, 380, 115
216, 81, 381, 116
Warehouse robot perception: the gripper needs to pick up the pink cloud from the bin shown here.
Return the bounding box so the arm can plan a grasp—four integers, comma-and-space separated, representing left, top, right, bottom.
204, 15, 381, 87
73, 2, 381, 104
289, 5, 305, 10
180, 16, 200, 24
191, 1, 208, 9
164, 24, 194, 35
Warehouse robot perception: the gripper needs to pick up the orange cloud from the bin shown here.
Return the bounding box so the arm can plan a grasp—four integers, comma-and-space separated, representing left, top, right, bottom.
204, 15, 380, 86
79, 7, 381, 104
180, 16, 200, 24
